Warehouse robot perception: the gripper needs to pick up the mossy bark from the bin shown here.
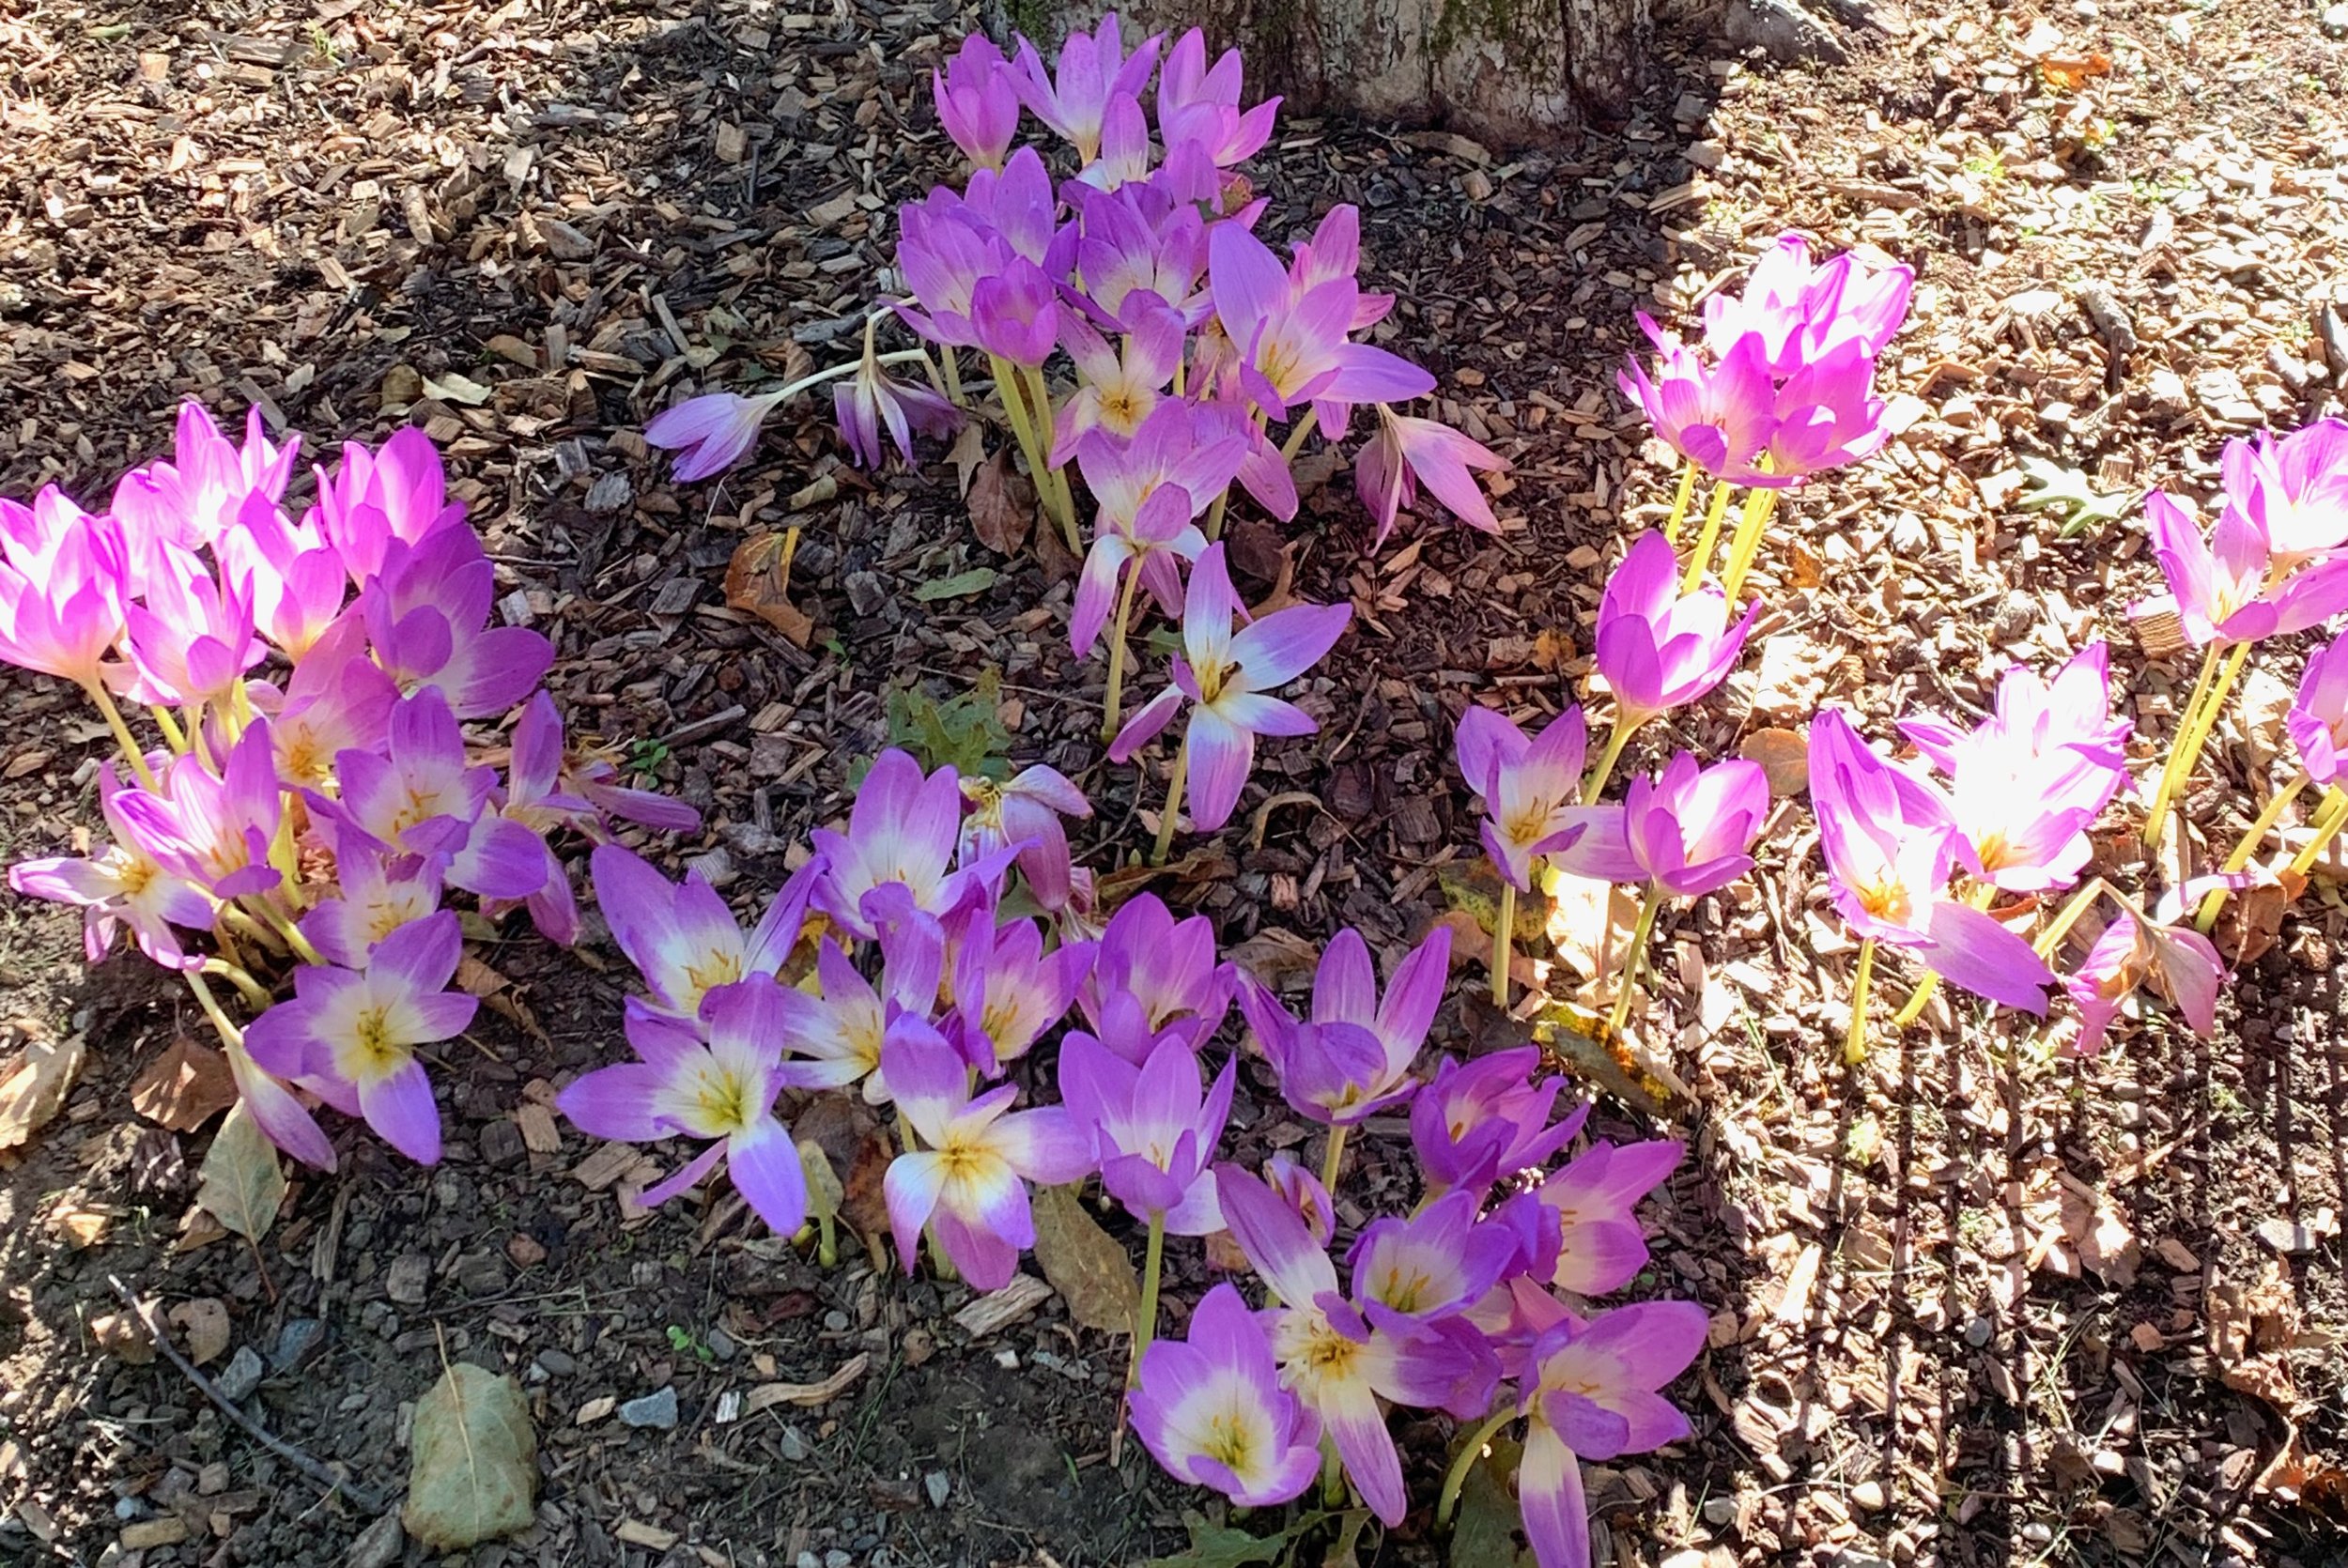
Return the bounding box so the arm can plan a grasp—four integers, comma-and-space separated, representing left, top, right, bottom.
1003, 0, 1645, 142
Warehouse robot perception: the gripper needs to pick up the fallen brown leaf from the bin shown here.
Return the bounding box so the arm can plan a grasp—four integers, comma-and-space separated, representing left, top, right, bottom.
724, 530, 813, 648
0, 1034, 85, 1149
129, 1036, 238, 1133
167, 1298, 231, 1366
740, 1351, 870, 1415
968, 449, 1032, 557
1028, 1184, 1140, 1334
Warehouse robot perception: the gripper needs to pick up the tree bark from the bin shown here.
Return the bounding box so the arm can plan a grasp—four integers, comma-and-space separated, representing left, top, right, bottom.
1007, 0, 1647, 143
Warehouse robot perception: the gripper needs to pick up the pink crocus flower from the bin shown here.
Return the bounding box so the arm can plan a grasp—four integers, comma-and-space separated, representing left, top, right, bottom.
1808, 708, 2055, 1013
812, 748, 1012, 942
1517, 1302, 1707, 1568
644, 391, 780, 483
1236, 924, 1450, 1125
1071, 484, 1205, 659
1077, 892, 1234, 1060
2142, 489, 2348, 648
1154, 28, 1280, 167
216, 490, 348, 660
1346, 1189, 1521, 1334
2222, 419, 2348, 569
589, 843, 823, 1022
2063, 881, 2231, 1058
241, 911, 476, 1165
881, 1022, 1094, 1289
2289, 631, 2348, 785
777, 930, 944, 1104
1355, 403, 1508, 548
932, 32, 1022, 170
118, 542, 262, 710
557, 976, 810, 1234
958, 763, 1093, 914
1072, 182, 1212, 331
1538, 1137, 1684, 1296
311, 689, 546, 900
1129, 1282, 1321, 1507
224, 1038, 338, 1173
969, 254, 1063, 368
8, 763, 214, 971
834, 337, 959, 469
361, 524, 554, 720
109, 400, 300, 561
0, 494, 127, 688
300, 833, 443, 969
1620, 753, 1769, 898
150, 722, 284, 900
1213, 1164, 1498, 1526
1007, 12, 1162, 163
1206, 222, 1433, 423
1594, 530, 1761, 731
261, 616, 399, 788
312, 425, 467, 586
1409, 1047, 1588, 1195
1050, 300, 1184, 464
950, 914, 1094, 1069
1455, 703, 1598, 891
1616, 332, 1781, 484
1108, 543, 1352, 832
1059, 1031, 1234, 1233
1697, 233, 1914, 375
1263, 1151, 1335, 1246
1074, 92, 1153, 192
1762, 338, 1892, 480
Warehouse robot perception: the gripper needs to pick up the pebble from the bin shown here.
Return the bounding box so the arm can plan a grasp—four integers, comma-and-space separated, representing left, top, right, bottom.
822, 1310, 851, 1332
1702, 1498, 1738, 1526
478, 1119, 526, 1168
2325, 2, 2348, 35
705, 1325, 737, 1363
619, 1386, 679, 1430
1851, 1479, 1888, 1511
535, 1347, 577, 1376
384, 1254, 430, 1307
213, 1346, 266, 1404
1963, 1314, 1994, 1348
778, 1425, 811, 1461
924, 1471, 950, 1508
271, 1318, 327, 1374
1988, 589, 2038, 644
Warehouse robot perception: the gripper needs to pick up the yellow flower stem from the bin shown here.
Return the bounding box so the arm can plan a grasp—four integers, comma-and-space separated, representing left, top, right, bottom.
201, 959, 275, 1014
986, 352, 1054, 530
2288, 786, 2348, 877
1583, 717, 1638, 803
939, 346, 964, 405
1319, 1124, 1350, 1192
1202, 487, 1229, 543
245, 898, 324, 966
2195, 772, 2312, 932
2031, 878, 2109, 961
218, 904, 286, 955
149, 704, 189, 756
184, 969, 246, 1048
1719, 486, 1782, 603
1128, 1209, 1167, 1390
1151, 732, 1190, 866
1435, 1407, 1520, 1530
1280, 417, 1317, 464
1100, 563, 1144, 746
1891, 884, 1997, 1026
84, 679, 157, 790
1608, 881, 1663, 1038
2141, 641, 2225, 849
1019, 364, 1081, 548
1661, 458, 1699, 545
1491, 883, 1516, 1008
1844, 937, 1877, 1065
1680, 479, 1736, 591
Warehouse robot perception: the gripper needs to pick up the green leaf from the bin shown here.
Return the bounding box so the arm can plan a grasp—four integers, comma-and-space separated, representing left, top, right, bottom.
402, 1362, 537, 1549
1448, 1436, 1537, 1568
913, 567, 999, 602
195, 1102, 286, 1241
871, 668, 1012, 780
2013, 456, 2137, 538
1146, 1511, 1329, 1568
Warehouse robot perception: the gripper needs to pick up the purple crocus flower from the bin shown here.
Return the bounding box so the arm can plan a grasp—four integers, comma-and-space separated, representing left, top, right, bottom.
300, 836, 443, 970
1237, 924, 1449, 1125
2143, 489, 2348, 648
557, 976, 810, 1233
1129, 1282, 1321, 1507
1346, 1189, 1521, 1334
1207, 221, 1433, 423
1071, 484, 1204, 659
1263, 1150, 1335, 1246
1051, 299, 1183, 463
932, 33, 1022, 170
8, 763, 214, 970
835, 336, 959, 469
644, 391, 780, 483
262, 615, 398, 788
2290, 631, 2348, 785
362, 523, 554, 721
1078, 892, 1234, 1059
1538, 1137, 1683, 1296
778, 930, 944, 1103
1355, 404, 1507, 548
1595, 530, 1761, 730
1108, 544, 1352, 832
1698, 233, 1913, 374
311, 425, 467, 587
1809, 708, 2054, 1013
1214, 1164, 1498, 1526
1153, 28, 1280, 167
812, 748, 1011, 942
1007, 12, 1163, 163
151, 722, 284, 900
1072, 182, 1211, 331
950, 915, 1094, 1070
312, 689, 547, 901
882, 1022, 1094, 1290
0, 495, 127, 689
969, 254, 1063, 368
958, 763, 1092, 915
1456, 703, 1597, 891
241, 911, 476, 1165
1517, 1302, 1707, 1568
590, 843, 822, 1022
1762, 338, 1892, 480
1617, 332, 1781, 484
110, 400, 299, 559
1621, 753, 1769, 897
1060, 1031, 1234, 1233
2219, 418, 2348, 569
1410, 1047, 1588, 1195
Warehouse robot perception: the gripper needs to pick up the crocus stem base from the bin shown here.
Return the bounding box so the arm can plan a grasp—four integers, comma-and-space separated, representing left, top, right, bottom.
1280, 417, 1317, 464
85, 680, 156, 791
1100, 565, 1143, 746
149, 704, 189, 757
2196, 773, 2312, 931
2288, 787, 2348, 876
1202, 488, 1229, 543
2144, 640, 2246, 850
1844, 938, 1877, 1066
1718, 486, 1781, 604
1661, 458, 1698, 545
183, 970, 245, 1050
2033, 878, 2109, 960
1019, 364, 1081, 549
1491, 883, 1516, 1008
201, 960, 274, 1014
1609, 881, 1663, 1038
1127, 1209, 1167, 1390
1320, 1125, 1349, 1191
1583, 718, 1637, 803
1435, 1407, 1520, 1530
1151, 734, 1190, 867
1682, 479, 1735, 590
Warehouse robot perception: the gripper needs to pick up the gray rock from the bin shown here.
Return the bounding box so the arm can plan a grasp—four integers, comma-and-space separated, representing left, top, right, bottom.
271, 1318, 327, 1374
534, 1347, 577, 1376
924, 1470, 950, 1508
619, 1386, 679, 1430
213, 1346, 266, 1404
344, 1513, 404, 1568
384, 1253, 430, 1307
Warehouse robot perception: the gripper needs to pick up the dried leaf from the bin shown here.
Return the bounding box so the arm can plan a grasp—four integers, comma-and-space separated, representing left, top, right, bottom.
967, 449, 1030, 556
130, 1036, 237, 1133
2060, 1183, 2140, 1285
724, 530, 813, 648
1738, 726, 1810, 796
792, 1096, 892, 1239
166, 1298, 231, 1366
947, 423, 987, 499
403, 1363, 537, 1550
195, 1102, 286, 1242
740, 1352, 870, 1415
1029, 1184, 1139, 1334
0, 1034, 85, 1149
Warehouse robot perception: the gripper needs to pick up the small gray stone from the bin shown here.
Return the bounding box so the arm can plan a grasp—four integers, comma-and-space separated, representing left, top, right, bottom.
584, 471, 633, 514
619, 1386, 679, 1430
535, 1347, 577, 1377
1989, 590, 2037, 644
842, 572, 889, 618
1963, 1314, 1994, 1348
778, 1425, 810, 1462
384, 1253, 430, 1307
923, 1470, 950, 1508
213, 1345, 266, 1404
704, 1325, 737, 1363
271, 1318, 327, 1373
2255, 1217, 2322, 1253
478, 1119, 526, 1168
344, 1513, 405, 1568
1702, 1498, 1738, 1526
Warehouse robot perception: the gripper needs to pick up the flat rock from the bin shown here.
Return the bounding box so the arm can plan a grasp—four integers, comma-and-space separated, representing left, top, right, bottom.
619, 1386, 679, 1430
213, 1345, 266, 1404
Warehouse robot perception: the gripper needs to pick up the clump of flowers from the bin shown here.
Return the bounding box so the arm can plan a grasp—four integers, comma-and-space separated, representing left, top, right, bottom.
5, 402, 700, 1176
